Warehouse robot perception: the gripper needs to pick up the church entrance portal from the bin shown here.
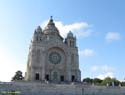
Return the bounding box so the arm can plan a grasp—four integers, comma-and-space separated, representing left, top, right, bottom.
35, 73, 39, 80
51, 71, 60, 82
60, 76, 64, 81
53, 72, 58, 81
72, 75, 75, 82
45, 74, 49, 81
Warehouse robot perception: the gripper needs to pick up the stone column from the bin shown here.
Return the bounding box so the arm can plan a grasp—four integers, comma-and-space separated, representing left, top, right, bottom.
66, 52, 71, 82
41, 50, 45, 81
77, 70, 81, 82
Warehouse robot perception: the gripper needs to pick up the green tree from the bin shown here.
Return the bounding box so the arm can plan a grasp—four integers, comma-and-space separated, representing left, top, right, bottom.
93, 78, 102, 85
12, 70, 24, 81
83, 77, 93, 84
101, 77, 120, 86
121, 82, 125, 86
111, 78, 120, 86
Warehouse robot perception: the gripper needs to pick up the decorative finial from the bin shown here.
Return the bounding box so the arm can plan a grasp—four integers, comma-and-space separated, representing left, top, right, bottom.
50, 16, 53, 19
49, 16, 53, 22
47, 16, 54, 25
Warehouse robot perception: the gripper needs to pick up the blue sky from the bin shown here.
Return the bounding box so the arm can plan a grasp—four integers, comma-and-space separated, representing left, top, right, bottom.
0, 0, 125, 82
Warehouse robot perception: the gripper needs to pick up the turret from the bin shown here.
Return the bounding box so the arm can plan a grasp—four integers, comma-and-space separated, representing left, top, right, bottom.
65, 31, 76, 48
32, 26, 43, 42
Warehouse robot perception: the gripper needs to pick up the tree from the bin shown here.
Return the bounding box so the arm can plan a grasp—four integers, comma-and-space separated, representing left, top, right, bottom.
83, 77, 93, 84
101, 77, 120, 86
93, 78, 102, 85
100, 77, 112, 86
121, 82, 125, 86
12, 70, 24, 81
111, 78, 120, 86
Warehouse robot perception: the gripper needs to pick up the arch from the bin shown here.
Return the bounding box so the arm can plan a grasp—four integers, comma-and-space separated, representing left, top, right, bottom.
35, 73, 40, 80
47, 46, 66, 54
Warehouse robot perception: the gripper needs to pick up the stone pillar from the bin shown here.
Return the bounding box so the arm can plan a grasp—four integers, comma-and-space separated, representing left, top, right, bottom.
41, 51, 45, 81
30, 49, 36, 81
26, 49, 35, 81
66, 52, 71, 82
76, 70, 81, 82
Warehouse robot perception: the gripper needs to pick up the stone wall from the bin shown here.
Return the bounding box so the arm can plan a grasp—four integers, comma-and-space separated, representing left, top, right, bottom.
0, 82, 125, 95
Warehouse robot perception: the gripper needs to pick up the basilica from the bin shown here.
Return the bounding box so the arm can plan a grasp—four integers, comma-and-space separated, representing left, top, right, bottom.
25, 17, 81, 83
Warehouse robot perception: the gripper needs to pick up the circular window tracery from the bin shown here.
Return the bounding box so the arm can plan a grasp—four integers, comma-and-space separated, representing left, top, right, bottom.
49, 52, 61, 64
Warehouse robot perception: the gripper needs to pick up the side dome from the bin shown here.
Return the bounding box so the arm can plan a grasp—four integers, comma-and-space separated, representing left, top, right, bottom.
67, 31, 73, 38
43, 16, 59, 35
36, 26, 42, 32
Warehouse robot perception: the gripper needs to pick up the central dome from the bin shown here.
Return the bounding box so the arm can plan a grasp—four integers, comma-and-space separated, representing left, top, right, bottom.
43, 16, 59, 35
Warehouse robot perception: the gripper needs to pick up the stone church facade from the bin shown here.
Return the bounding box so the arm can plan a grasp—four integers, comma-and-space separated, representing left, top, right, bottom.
25, 17, 81, 83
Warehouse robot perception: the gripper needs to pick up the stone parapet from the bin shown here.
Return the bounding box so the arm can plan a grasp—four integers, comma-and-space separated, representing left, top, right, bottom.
0, 82, 125, 95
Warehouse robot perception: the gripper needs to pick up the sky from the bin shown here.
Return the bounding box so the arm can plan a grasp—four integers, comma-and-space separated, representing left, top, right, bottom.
0, 0, 125, 82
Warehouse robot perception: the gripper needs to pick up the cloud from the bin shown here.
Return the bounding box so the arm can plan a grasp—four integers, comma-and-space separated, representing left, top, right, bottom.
79, 49, 95, 56
90, 65, 115, 79
41, 20, 93, 38
0, 47, 26, 82
91, 66, 99, 72
105, 32, 120, 42
102, 65, 114, 72
90, 65, 114, 72
97, 72, 114, 80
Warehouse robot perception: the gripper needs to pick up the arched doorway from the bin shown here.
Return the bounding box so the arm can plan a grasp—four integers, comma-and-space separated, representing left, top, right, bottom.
35, 73, 39, 80
53, 72, 58, 81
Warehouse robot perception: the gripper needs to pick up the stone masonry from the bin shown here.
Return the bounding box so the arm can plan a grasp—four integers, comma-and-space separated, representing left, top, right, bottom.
25, 17, 81, 83
0, 82, 125, 95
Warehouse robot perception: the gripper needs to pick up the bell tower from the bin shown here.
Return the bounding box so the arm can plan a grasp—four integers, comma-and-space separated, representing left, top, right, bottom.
65, 31, 76, 48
